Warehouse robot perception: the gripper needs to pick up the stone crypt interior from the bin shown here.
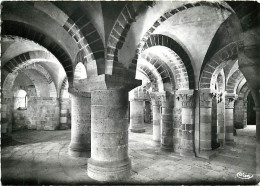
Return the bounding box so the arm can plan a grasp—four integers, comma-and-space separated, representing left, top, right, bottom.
1, 1, 260, 184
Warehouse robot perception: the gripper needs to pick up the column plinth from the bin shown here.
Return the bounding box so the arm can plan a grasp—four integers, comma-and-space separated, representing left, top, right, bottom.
68, 89, 91, 157
87, 89, 131, 181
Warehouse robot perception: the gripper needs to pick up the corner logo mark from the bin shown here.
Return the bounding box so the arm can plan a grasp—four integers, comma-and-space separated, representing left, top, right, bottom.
236, 171, 254, 180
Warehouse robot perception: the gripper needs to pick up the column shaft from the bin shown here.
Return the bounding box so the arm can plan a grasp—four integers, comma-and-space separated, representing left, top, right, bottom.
199, 92, 213, 151
87, 89, 131, 181
254, 107, 260, 177
69, 92, 91, 157
217, 99, 225, 146
179, 92, 195, 156
129, 100, 145, 133
181, 107, 195, 156
225, 95, 236, 142
225, 108, 234, 141
152, 104, 161, 142
211, 97, 219, 149
161, 106, 173, 151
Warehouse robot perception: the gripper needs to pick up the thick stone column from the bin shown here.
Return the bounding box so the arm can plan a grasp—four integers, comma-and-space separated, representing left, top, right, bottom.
199, 90, 214, 151
217, 92, 225, 146
211, 96, 219, 149
88, 88, 131, 181
234, 98, 246, 129
243, 101, 248, 128
173, 94, 182, 153
225, 94, 236, 142
129, 99, 145, 133
159, 92, 173, 151
68, 88, 91, 157
255, 106, 260, 177
150, 93, 161, 142
178, 90, 195, 157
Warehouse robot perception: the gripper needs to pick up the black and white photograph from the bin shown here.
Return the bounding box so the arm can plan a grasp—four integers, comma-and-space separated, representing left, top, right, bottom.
1, 0, 260, 184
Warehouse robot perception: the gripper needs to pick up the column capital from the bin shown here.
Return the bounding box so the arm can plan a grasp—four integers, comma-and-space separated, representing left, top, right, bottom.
150, 92, 161, 106
176, 89, 195, 108
71, 74, 141, 92
68, 87, 91, 98
199, 89, 217, 108
128, 86, 149, 101
254, 107, 260, 112
225, 94, 237, 109
158, 91, 174, 108
216, 92, 225, 103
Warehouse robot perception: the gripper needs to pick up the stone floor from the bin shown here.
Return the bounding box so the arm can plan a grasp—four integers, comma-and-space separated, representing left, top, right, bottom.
1, 124, 259, 184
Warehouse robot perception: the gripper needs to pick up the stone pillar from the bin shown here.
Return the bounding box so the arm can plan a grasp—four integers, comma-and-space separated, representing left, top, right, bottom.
144, 101, 151, 123
225, 94, 236, 142
217, 92, 225, 146
150, 93, 161, 142
254, 106, 260, 177
234, 98, 245, 129
199, 90, 214, 151
178, 90, 195, 157
159, 92, 173, 151
129, 99, 145, 133
87, 88, 131, 181
243, 101, 248, 128
68, 88, 91, 157
173, 94, 182, 153
211, 96, 219, 149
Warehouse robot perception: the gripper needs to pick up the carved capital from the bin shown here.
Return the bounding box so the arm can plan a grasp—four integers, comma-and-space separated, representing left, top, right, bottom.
225, 94, 237, 109
177, 93, 194, 108
150, 92, 161, 106
199, 90, 216, 108
129, 86, 149, 101
158, 91, 174, 108
68, 87, 91, 98
216, 92, 224, 103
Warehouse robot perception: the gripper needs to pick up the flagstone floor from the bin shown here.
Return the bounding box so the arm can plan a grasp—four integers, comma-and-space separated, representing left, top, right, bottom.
1, 124, 258, 184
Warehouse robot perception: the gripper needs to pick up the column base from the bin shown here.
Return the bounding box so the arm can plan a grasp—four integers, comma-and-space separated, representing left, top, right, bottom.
68, 143, 90, 157
1, 133, 12, 144
130, 128, 145, 133
87, 158, 131, 181
197, 149, 218, 160
225, 139, 235, 144
161, 145, 172, 152
180, 149, 196, 157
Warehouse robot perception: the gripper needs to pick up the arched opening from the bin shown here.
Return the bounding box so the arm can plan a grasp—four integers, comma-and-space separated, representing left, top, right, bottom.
14, 89, 27, 110
74, 62, 87, 80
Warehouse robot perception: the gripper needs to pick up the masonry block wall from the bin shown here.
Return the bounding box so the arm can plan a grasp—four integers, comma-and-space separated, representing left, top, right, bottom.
26, 97, 60, 130
1, 98, 13, 133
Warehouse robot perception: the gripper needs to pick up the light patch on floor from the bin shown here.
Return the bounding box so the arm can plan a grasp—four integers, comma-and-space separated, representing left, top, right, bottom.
1, 124, 259, 184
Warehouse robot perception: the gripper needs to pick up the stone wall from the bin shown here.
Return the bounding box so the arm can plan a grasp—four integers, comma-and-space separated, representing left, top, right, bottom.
26, 97, 60, 130
1, 97, 13, 133
13, 109, 29, 130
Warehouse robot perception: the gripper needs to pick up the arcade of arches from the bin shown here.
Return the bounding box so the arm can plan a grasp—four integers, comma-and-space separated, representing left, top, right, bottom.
1, 1, 260, 184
